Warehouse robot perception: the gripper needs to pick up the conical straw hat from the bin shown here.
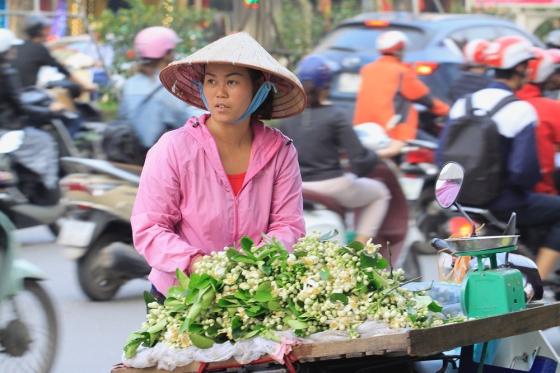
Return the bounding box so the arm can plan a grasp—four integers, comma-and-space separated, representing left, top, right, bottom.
159, 32, 306, 119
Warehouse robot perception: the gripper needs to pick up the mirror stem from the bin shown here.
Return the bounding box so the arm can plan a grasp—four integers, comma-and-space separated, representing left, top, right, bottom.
453, 202, 477, 237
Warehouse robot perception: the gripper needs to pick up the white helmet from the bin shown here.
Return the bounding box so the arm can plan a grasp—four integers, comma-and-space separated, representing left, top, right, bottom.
463, 39, 490, 66
527, 47, 555, 83
0, 28, 22, 54
376, 30, 408, 55
354, 122, 391, 151
483, 36, 534, 70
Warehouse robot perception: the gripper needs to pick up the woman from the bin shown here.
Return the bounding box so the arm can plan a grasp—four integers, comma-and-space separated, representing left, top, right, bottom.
119, 26, 203, 153
131, 32, 307, 297
279, 55, 390, 244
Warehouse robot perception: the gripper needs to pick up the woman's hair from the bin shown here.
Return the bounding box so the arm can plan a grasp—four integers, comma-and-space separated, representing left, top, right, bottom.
249, 68, 274, 120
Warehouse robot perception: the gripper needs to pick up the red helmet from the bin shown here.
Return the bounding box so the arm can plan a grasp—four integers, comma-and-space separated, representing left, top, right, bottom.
483, 36, 534, 70
463, 39, 490, 66
376, 30, 408, 54
527, 47, 555, 83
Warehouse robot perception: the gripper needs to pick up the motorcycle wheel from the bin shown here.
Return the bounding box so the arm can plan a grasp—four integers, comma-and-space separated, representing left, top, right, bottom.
77, 232, 122, 301
0, 279, 58, 373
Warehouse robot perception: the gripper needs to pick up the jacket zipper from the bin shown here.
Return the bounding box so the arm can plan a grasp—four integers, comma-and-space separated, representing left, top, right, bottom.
232, 196, 238, 247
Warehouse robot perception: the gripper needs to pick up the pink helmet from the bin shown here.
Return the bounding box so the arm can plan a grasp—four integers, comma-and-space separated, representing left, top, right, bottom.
134, 26, 181, 60
376, 30, 408, 55
527, 47, 555, 83
463, 39, 490, 66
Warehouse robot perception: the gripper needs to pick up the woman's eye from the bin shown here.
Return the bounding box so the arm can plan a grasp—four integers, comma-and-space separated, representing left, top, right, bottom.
227, 80, 238, 86
205, 78, 215, 85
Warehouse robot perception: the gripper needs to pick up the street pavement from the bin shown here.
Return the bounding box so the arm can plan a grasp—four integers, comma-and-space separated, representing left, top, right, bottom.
14, 226, 148, 373
10, 226, 560, 373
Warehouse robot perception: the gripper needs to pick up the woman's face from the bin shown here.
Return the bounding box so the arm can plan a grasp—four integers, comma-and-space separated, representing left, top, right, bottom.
203, 63, 254, 124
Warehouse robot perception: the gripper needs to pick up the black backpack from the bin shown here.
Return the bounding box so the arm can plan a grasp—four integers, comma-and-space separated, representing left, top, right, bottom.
439, 94, 518, 207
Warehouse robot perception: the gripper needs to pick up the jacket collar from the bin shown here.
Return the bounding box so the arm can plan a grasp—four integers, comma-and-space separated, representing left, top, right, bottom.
488, 80, 513, 92
516, 83, 542, 100
185, 114, 287, 192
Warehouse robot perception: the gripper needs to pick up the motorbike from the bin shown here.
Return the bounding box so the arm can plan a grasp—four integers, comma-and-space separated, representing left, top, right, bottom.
57, 157, 149, 301
0, 208, 58, 372
0, 83, 106, 235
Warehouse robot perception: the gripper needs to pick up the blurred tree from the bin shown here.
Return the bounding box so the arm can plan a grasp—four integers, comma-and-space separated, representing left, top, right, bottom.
95, 0, 214, 76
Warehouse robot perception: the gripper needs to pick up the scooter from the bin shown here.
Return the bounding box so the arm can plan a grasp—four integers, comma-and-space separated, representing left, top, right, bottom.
0, 208, 58, 372
425, 162, 558, 373
57, 156, 149, 301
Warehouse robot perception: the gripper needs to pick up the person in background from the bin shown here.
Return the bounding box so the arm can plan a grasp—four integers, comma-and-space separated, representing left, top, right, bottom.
517, 48, 560, 196
0, 28, 63, 205
279, 55, 391, 244
131, 32, 306, 298
353, 30, 449, 142
448, 38, 492, 103
119, 26, 204, 151
545, 29, 560, 50
12, 15, 95, 91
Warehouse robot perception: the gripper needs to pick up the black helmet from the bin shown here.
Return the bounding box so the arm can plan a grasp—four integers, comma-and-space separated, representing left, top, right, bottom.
24, 15, 51, 38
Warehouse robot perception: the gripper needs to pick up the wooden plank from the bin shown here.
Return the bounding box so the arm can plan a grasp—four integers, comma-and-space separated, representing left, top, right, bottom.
292, 331, 409, 359
408, 303, 560, 356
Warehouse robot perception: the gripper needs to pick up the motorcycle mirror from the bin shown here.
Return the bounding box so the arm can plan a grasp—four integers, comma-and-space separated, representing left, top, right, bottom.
435, 162, 465, 209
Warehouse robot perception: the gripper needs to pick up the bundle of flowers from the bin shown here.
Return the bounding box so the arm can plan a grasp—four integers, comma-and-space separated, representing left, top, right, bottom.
124, 234, 463, 359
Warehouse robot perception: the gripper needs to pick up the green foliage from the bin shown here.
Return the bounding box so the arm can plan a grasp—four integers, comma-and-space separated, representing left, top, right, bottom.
278, 0, 361, 69
94, 0, 215, 76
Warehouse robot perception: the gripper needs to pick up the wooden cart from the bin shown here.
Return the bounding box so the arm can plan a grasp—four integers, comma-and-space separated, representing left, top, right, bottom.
112, 302, 560, 373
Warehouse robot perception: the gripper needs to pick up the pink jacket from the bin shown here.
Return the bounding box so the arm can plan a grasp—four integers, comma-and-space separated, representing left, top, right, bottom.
131, 114, 305, 294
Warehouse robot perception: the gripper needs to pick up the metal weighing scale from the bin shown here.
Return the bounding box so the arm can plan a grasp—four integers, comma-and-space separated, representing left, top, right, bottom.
445, 235, 526, 318
432, 163, 527, 319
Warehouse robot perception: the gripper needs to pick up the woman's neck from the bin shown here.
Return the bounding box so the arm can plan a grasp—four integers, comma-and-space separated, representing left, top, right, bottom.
207, 116, 253, 147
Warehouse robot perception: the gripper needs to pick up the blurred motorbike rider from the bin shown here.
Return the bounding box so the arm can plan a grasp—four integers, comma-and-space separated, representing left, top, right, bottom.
440, 36, 560, 280
517, 48, 560, 196
448, 39, 492, 104
119, 26, 204, 151
12, 15, 96, 91
0, 28, 61, 205
353, 30, 449, 142
279, 55, 391, 244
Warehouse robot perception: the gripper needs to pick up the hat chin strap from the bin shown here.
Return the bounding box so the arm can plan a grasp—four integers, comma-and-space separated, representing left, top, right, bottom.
197, 81, 276, 123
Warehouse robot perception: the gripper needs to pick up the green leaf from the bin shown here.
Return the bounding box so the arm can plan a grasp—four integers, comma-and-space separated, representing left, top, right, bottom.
190, 333, 215, 349
124, 339, 143, 359
234, 289, 250, 301
376, 257, 389, 269
188, 323, 204, 334
143, 291, 156, 306
262, 265, 272, 276
347, 241, 364, 252
360, 253, 378, 268
205, 323, 220, 337
329, 293, 349, 305
415, 295, 432, 308
240, 236, 255, 257
246, 304, 266, 317
370, 271, 387, 290
286, 319, 307, 330
185, 288, 199, 305
217, 296, 241, 308
243, 324, 265, 339
428, 301, 443, 313
254, 282, 273, 302
176, 268, 190, 290
287, 299, 301, 316
319, 270, 331, 281
226, 248, 257, 264
231, 316, 243, 339
267, 299, 281, 311
407, 306, 418, 322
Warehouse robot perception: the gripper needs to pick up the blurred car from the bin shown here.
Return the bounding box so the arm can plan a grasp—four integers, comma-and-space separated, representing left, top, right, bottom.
309, 12, 543, 118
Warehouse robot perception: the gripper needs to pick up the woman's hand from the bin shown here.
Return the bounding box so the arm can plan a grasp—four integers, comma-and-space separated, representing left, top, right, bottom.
187, 254, 203, 275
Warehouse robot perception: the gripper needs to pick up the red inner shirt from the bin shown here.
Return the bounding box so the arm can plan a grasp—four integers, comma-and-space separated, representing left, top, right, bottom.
227, 172, 246, 196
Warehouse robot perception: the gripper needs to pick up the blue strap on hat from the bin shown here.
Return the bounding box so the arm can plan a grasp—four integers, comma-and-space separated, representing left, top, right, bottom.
196, 81, 210, 110
235, 81, 276, 122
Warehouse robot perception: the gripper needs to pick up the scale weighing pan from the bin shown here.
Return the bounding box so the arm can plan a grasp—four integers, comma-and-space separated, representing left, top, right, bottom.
445, 235, 519, 253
